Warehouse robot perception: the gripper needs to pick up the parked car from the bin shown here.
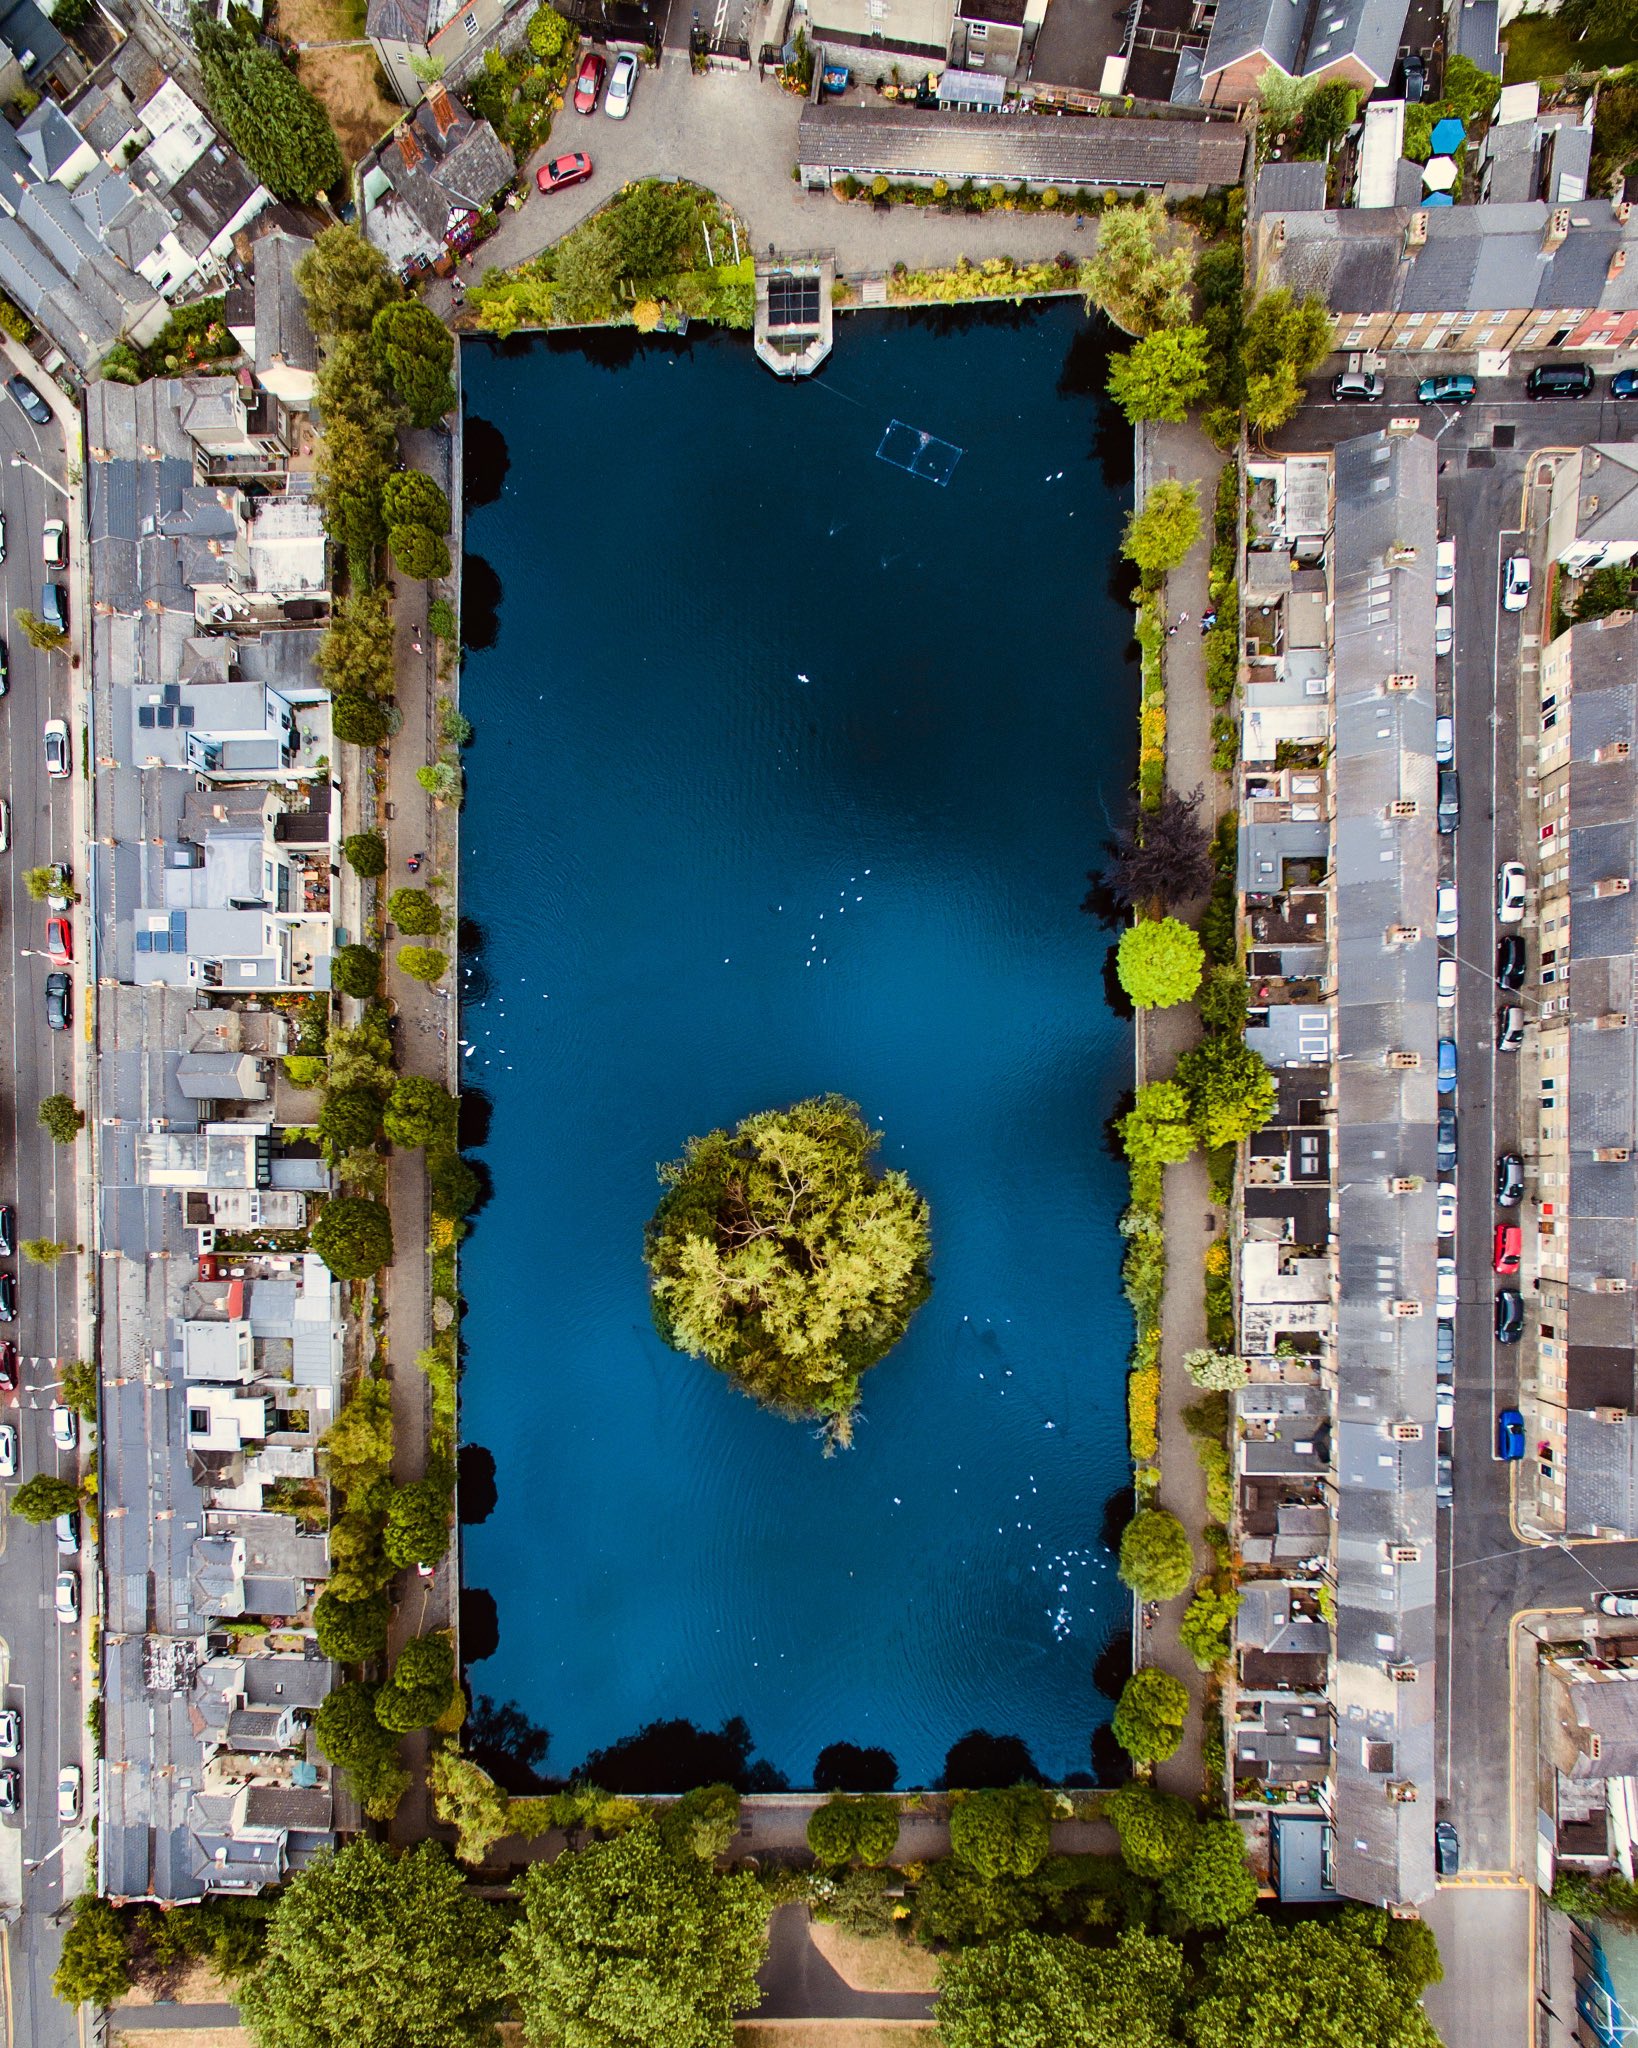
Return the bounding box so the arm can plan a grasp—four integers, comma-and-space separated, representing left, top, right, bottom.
0, 1710, 20, 1756
53, 1572, 77, 1623
572, 50, 606, 112
605, 49, 638, 116
42, 719, 68, 778
1497, 1152, 1525, 1206
1437, 1106, 1458, 1174
0, 641, 10, 698
1437, 1318, 1455, 1378
1438, 1035, 1458, 1093
0, 795, 10, 849
54, 1510, 77, 1555
0, 1208, 16, 1260
1494, 1223, 1522, 1275
0, 1275, 17, 1323
1527, 361, 1594, 399
44, 915, 70, 965
5, 375, 50, 425
537, 152, 592, 194
0, 1770, 19, 1815
1419, 374, 1476, 405
1502, 554, 1532, 612
1437, 1385, 1455, 1432
56, 1764, 80, 1823
1498, 1003, 1525, 1051
1402, 46, 1426, 99
1437, 1181, 1457, 1237
1614, 370, 1638, 400
41, 518, 65, 568
1332, 367, 1384, 402
1435, 603, 1454, 657
1497, 934, 1526, 989
1437, 882, 1458, 936
1436, 1256, 1458, 1318
0, 1424, 16, 1478
1597, 1590, 1638, 1613
41, 863, 70, 910
0, 513, 8, 563
1438, 767, 1460, 834
1496, 1291, 1525, 1345
1497, 860, 1527, 924
0, 1343, 18, 1392
44, 970, 69, 1032
39, 583, 65, 634
51, 1404, 76, 1452
1438, 955, 1458, 1009
1435, 1819, 1460, 1874
1437, 1455, 1454, 1507
1497, 1405, 1526, 1455
1435, 711, 1454, 763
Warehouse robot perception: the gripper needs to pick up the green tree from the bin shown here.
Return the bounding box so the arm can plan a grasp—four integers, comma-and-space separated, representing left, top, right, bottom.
318, 590, 397, 700
58, 1358, 97, 1416
375, 1631, 456, 1733
343, 830, 387, 878
1122, 480, 1201, 580
936, 1928, 1184, 2048
551, 216, 622, 323
326, 1007, 397, 1096
191, 4, 343, 201
399, 945, 450, 984
1176, 1033, 1277, 1148
1178, 1583, 1240, 1672
12, 1473, 79, 1523
322, 1377, 396, 1497
390, 524, 452, 581
1374, 1910, 1444, 1993
331, 944, 382, 1000
22, 1238, 69, 1264
1440, 53, 1501, 126
611, 179, 698, 277
1294, 80, 1358, 156
1105, 1781, 1200, 1877
332, 691, 393, 748
312, 1195, 394, 1279
314, 1681, 412, 1820
1107, 326, 1212, 424
417, 761, 463, 804
312, 1586, 391, 1663
430, 1746, 514, 1866
1158, 1818, 1256, 1931
23, 864, 61, 902
1112, 1669, 1189, 1764
1571, 564, 1638, 623
318, 1085, 384, 1162
1118, 1508, 1194, 1600
373, 302, 455, 427
644, 1094, 932, 1437
1240, 289, 1334, 433
38, 1094, 82, 1143
381, 470, 452, 534
315, 415, 391, 577
428, 597, 458, 641
1117, 916, 1205, 1009
1187, 1913, 1443, 2048
1117, 1080, 1196, 1169
384, 1475, 453, 1570
657, 1784, 742, 1862
238, 1840, 506, 2048
388, 886, 444, 935
53, 1895, 132, 2010
1084, 195, 1193, 335
1257, 69, 1315, 139
429, 1146, 480, 1220
384, 1075, 458, 1151
506, 1819, 768, 2048
15, 608, 66, 652
806, 1794, 900, 1866
296, 224, 398, 340
1197, 964, 1249, 1035
528, 2, 571, 56
948, 1787, 1052, 1881
1183, 1348, 1249, 1390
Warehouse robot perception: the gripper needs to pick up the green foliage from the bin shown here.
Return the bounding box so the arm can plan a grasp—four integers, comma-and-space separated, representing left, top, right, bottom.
383, 1075, 458, 1150
806, 1794, 901, 1867
506, 1819, 768, 2048
1121, 1206, 1166, 1331
1289, 80, 1358, 157
1107, 326, 1212, 424
1240, 290, 1334, 433
1158, 1819, 1256, 1931
191, 4, 343, 201
314, 1682, 411, 1820
429, 1747, 513, 1866
1118, 1508, 1193, 1600
381, 469, 452, 535
331, 944, 381, 1000
428, 597, 459, 642
948, 1787, 1052, 1881
327, 1004, 397, 1095
1375, 1911, 1445, 1993
16, 608, 66, 652
1176, 1032, 1277, 1148
372, 302, 455, 427
1123, 480, 1201, 580
657, 1783, 743, 1862
314, 1587, 391, 1664
612, 179, 702, 276
1178, 1582, 1240, 1671
322, 1376, 396, 1497
12, 1473, 79, 1523
389, 886, 444, 935
296, 225, 398, 341
59, 1357, 97, 1416
417, 761, 463, 803
238, 1841, 506, 2048
390, 522, 452, 582
1118, 1080, 1196, 1170
1187, 1913, 1443, 2048
39, 1093, 82, 1143
1442, 53, 1502, 126
342, 830, 387, 879
318, 1085, 384, 1163
936, 1927, 1184, 2048
399, 945, 450, 984
527, 2, 571, 57
332, 691, 393, 747
101, 339, 143, 384
22, 1237, 69, 1264
375, 1631, 456, 1732
319, 590, 397, 700
384, 1474, 453, 1569
1117, 916, 1204, 1009
312, 1195, 394, 1279
1183, 1348, 1249, 1391
1200, 813, 1239, 966
54, 1895, 132, 2010
429, 1145, 480, 1220
1084, 195, 1193, 334
1570, 563, 1638, 623
645, 1094, 932, 1435
1105, 1782, 1200, 1878
1113, 1668, 1190, 1763
1197, 964, 1248, 1035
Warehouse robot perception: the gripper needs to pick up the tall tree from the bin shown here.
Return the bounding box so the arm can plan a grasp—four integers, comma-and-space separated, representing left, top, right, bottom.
313, 1682, 411, 1821
312, 1195, 394, 1279
1176, 1034, 1277, 1148
372, 303, 456, 428
1118, 1508, 1194, 1599
317, 591, 396, 700
237, 1840, 507, 2048
1105, 1781, 1200, 1877
505, 1820, 767, 2048
1117, 1081, 1196, 1169
1107, 326, 1212, 424
948, 1787, 1052, 1881
1093, 785, 1216, 916
296, 225, 398, 340
374, 1632, 456, 1732
1123, 480, 1201, 579
1158, 1817, 1257, 1930
190, 5, 343, 202
1186, 1914, 1443, 2048
1084, 196, 1193, 335
1117, 917, 1205, 1010
1112, 1669, 1189, 1764
936, 1928, 1184, 2048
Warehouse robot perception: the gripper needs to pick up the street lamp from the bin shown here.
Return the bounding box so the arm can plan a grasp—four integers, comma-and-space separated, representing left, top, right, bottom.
9, 452, 67, 496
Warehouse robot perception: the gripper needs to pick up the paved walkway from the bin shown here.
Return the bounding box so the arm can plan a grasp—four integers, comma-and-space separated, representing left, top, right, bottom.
1132, 419, 1227, 1803
754, 1906, 933, 2022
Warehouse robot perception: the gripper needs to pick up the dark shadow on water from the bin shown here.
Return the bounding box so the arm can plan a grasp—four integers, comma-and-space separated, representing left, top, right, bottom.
461, 412, 510, 512
939, 1729, 1043, 1788
462, 552, 502, 652
460, 1586, 499, 1663
1092, 1628, 1131, 1703
457, 1444, 497, 1525
458, 1085, 493, 1151
468, 1694, 554, 1794
1102, 943, 1134, 1023
1103, 1088, 1135, 1165
1100, 1485, 1135, 1553
1056, 322, 1134, 492
579, 1715, 790, 1794
813, 1741, 899, 1792
1089, 1724, 1129, 1787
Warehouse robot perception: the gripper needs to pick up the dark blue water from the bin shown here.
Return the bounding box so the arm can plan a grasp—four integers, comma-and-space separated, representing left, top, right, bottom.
457, 301, 1138, 1789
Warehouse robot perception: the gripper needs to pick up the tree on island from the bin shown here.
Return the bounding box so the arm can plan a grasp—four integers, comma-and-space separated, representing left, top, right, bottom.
643, 1094, 932, 1449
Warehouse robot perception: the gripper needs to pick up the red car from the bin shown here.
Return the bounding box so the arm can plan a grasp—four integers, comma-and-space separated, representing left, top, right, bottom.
0, 1343, 16, 1395
572, 51, 606, 113
537, 152, 593, 194
45, 915, 70, 965
1494, 1224, 1522, 1276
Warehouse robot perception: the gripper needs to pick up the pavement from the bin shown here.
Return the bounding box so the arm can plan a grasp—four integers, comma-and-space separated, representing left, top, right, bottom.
753, 1905, 932, 2022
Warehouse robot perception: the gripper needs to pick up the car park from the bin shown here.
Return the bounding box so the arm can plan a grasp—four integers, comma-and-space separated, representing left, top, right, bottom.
537, 152, 592, 194
1438, 768, 1460, 834
1435, 1820, 1460, 1874
1438, 1036, 1457, 1092
1496, 1292, 1525, 1344
1437, 1181, 1457, 1237
1437, 1319, 1455, 1378
42, 518, 66, 567
1437, 883, 1458, 936
1437, 1385, 1454, 1432
1598, 1590, 1638, 1613
1497, 861, 1527, 924
1498, 1003, 1525, 1051
1497, 1152, 1525, 1206
1503, 555, 1532, 612
40, 582, 66, 634
1497, 1405, 1526, 1456
1616, 370, 1638, 400
56, 1764, 80, 1823
605, 49, 637, 116
0, 1425, 15, 1478
51, 1404, 76, 1452
0, 1710, 20, 1757
55, 1510, 78, 1554
1438, 956, 1458, 1009
1436, 1256, 1458, 1318
1332, 367, 1384, 402
1419, 375, 1475, 406
1438, 1107, 1457, 1173
54, 1572, 77, 1623
45, 915, 70, 964
45, 971, 69, 1032
6, 374, 50, 425
1527, 362, 1594, 399
1497, 934, 1526, 989
572, 50, 605, 112
1494, 1223, 1522, 1275
43, 719, 69, 778
1435, 712, 1454, 763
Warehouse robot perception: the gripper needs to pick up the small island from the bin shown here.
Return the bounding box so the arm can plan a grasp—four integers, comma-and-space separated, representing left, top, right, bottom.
644, 1094, 933, 1447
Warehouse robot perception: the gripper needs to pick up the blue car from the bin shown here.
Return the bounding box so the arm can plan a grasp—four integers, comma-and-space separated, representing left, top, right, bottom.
1497, 1407, 1525, 1460
1614, 369, 1638, 400
1418, 374, 1476, 404
1437, 1037, 1457, 1094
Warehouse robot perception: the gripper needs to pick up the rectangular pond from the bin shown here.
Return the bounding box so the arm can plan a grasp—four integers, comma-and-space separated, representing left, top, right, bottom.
457, 299, 1139, 1790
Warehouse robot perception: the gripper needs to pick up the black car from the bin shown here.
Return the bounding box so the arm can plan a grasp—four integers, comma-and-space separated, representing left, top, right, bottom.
1402, 48, 1425, 101
0, 638, 10, 697
44, 971, 69, 1032
4, 374, 49, 426
1437, 1320, 1455, 1378
1437, 1107, 1457, 1174
1497, 1152, 1525, 1207
0, 1767, 18, 1814
1435, 1820, 1460, 1876
1496, 1289, 1525, 1343
0, 1275, 16, 1323
1527, 362, 1594, 399
0, 1206, 15, 1259
39, 583, 65, 635
1497, 934, 1526, 990
1438, 769, 1460, 835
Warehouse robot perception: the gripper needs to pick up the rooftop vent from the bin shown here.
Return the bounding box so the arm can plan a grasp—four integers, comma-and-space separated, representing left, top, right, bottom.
1595, 877, 1632, 897
1595, 1146, 1632, 1163
1389, 1175, 1420, 1193
1389, 1544, 1421, 1563
1387, 1779, 1421, 1803
1593, 1277, 1630, 1294
1384, 672, 1417, 693
1544, 206, 1571, 252
1595, 741, 1632, 764
1389, 1052, 1421, 1071
1594, 1404, 1631, 1424
1405, 210, 1428, 252
1596, 1013, 1630, 1031
1392, 1422, 1424, 1442
1389, 1664, 1419, 1682
1390, 1300, 1423, 1318
1387, 924, 1422, 944
1389, 798, 1419, 819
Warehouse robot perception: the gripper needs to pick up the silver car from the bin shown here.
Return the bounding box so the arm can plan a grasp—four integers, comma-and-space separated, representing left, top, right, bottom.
1503, 554, 1531, 612
605, 50, 638, 118
1435, 603, 1453, 657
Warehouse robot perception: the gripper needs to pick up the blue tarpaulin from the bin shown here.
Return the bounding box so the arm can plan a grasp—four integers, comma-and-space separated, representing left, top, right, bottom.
1430, 116, 1466, 153
1422, 190, 1456, 206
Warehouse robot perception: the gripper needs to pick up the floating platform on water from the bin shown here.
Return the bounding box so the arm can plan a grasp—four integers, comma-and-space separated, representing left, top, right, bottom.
753, 252, 834, 378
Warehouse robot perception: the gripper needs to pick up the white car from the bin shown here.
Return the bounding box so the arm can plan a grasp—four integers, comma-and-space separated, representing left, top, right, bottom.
1437, 883, 1458, 936
53, 1572, 77, 1624
604, 49, 637, 118
1435, 603, 1453, 657
0, 1424, 14, 1480
1438, 955, 1458, 1009
0, 798, 11, 856
56, 1763, 79, 1823
50, 1404, 76, 1453
1497, 861, 1527, 924
1437, 1385, 1455, 1432
42, 719, 69, 779
1437, 1180, 1457, 1237
0, 1710, 20, 1758
1503, 554, 1532, 612
42, 519, 65, 568
1436, 1255, 1458, 1319
1435, 715, 1454, 766
1435, 539, 1455, 596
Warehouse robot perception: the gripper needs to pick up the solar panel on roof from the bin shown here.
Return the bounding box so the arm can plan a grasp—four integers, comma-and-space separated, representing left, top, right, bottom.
138, 705, 155, 727
169, 911, 187, 948
134, 930, 151, 952
178, 705, 194, 726
162, 682, 180, 704
156, 704, 174, 726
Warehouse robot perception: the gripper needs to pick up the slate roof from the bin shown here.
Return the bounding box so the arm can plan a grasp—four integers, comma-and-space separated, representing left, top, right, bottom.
18, 100, 85, 180
1256, 160, 1328, 214
797, 105, 1248, 187
1200, 0, 1406, 87
367, 0, 430, 41
253, 229, 316, 377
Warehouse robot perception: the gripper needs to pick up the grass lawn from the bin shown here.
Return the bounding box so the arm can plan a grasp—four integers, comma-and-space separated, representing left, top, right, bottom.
1503, 12, 1638, 81
270, 0, 400, 162
805, 1924, 941, 1995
